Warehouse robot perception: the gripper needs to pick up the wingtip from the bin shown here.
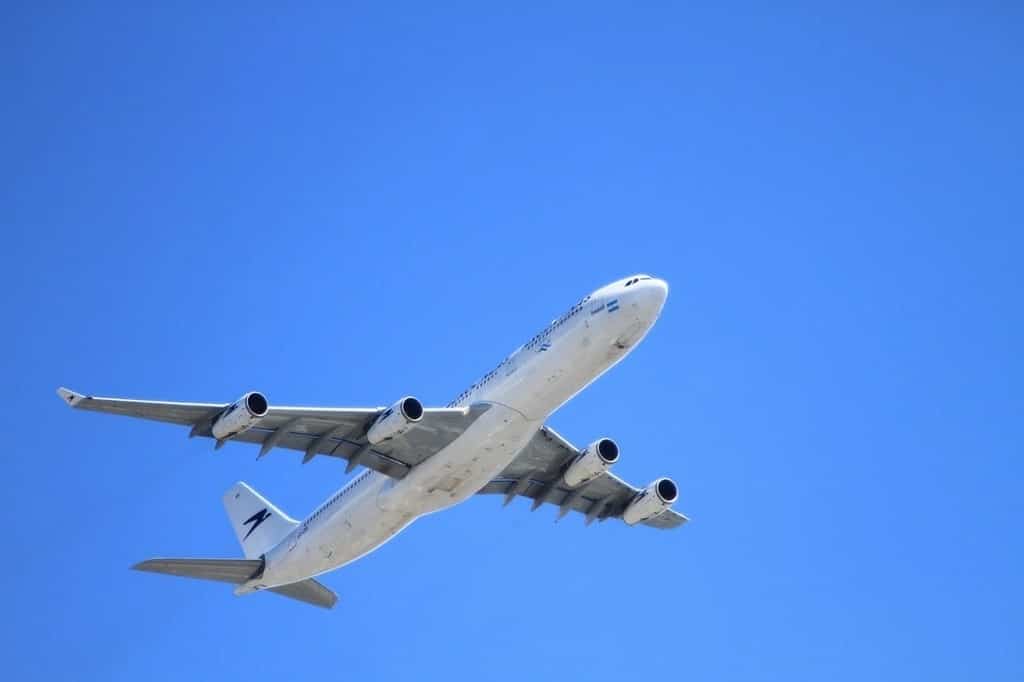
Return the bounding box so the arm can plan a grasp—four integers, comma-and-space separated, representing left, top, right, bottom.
56, 387, 86, 407
318, 594, 340, 610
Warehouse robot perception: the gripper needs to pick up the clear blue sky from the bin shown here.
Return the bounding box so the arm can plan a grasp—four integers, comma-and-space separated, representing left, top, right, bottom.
3, 3, 1021, 680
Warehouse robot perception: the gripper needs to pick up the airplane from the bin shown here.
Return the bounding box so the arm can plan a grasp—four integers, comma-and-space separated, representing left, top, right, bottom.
57, 274, 687, 609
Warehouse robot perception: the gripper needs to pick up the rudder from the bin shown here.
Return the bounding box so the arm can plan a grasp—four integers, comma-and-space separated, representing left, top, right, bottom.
223, 482, 297, 558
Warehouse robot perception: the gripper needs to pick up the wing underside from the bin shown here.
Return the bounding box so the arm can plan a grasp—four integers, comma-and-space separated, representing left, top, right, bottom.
478, 426, 688, 529
57, 387, 489, 479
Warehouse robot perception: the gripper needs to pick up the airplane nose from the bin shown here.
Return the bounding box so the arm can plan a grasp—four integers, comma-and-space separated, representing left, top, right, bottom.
631, 277, 668, 320
649, 278, 669, 302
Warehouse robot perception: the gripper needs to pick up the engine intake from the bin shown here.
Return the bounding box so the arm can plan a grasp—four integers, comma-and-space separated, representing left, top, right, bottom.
622, 477, 678, 525
366, 396, 424, 444
211, 391, 269, 440
563, 438, 619, 487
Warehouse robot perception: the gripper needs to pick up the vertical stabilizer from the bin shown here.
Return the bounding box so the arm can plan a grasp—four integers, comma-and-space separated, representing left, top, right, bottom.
223, 482, 297, 558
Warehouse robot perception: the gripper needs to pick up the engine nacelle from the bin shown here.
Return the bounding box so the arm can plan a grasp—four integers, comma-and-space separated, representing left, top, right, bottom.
563, 438, 619, 487
623, 478, 678, 525
211, 391, 269, 440
366, 396, 424, 445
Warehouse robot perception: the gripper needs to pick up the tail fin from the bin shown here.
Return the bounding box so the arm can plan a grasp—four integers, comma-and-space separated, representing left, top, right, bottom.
223, 482, 297, 558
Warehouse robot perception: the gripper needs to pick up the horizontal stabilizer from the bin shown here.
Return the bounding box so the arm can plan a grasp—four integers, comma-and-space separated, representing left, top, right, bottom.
133, 558, 263, 584
269, 578, 338, 609
134, 558, 337, 609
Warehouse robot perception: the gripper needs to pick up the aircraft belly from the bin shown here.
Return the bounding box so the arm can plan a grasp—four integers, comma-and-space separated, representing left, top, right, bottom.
262, 485, 415, 586
487, 317, 635, 420
387, 402, 540, 514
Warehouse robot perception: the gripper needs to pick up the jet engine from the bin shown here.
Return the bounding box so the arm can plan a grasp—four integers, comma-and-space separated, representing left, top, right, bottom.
563, 438, 619, 487
211, 391, 269, 440
622, 477, 678, 525
366, 397, 424, 444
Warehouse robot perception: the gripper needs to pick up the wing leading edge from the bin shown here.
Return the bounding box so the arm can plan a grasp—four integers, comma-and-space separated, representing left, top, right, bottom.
57, 387, 490, 479
477, 426, 688, 530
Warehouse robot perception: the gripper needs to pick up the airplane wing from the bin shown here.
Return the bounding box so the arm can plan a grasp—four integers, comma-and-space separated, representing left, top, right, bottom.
477, 426, 688, 529
57, 387, 490, 479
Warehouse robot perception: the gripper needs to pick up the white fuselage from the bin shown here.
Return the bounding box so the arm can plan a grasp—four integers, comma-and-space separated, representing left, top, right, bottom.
247, 276, 668, 590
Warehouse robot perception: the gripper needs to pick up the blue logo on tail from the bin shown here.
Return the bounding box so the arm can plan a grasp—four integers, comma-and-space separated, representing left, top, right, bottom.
242, 508, 272, 540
